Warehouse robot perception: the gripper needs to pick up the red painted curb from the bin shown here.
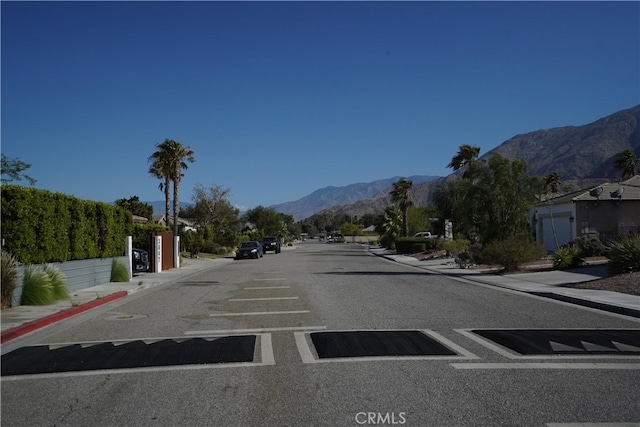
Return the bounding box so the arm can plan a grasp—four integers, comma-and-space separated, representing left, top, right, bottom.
1, 291, 129, 344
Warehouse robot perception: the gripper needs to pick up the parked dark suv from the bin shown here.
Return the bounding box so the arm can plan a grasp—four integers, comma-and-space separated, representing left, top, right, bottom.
132, 248, 150, 273
261, 236, 281, 254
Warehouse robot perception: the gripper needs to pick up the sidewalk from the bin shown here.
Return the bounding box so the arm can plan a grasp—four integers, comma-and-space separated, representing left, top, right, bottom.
369, 247, 640, 319
1, 257, 233, 343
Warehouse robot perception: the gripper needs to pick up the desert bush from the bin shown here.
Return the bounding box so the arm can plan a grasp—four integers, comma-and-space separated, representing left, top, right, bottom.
395, 237, 443, 254
43, 264, 70, 300
444, 239, 471, 257
1, 250, 20, 308
553, 246, 583, 270
562, 235, 606, 257
110, 259, 130, 282
608, 235, 640, 273
21, 265, 56, 305
481, 233, 546, 272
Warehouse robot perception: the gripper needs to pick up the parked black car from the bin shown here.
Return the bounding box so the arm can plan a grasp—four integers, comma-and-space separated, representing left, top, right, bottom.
132, 248, 150, 273
235, 241, 263, 259
262, 236, 281, 254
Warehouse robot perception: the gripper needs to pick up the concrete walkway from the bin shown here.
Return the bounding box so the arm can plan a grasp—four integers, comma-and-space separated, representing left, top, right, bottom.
369, 247, 640, 318
1, 257, 233, 343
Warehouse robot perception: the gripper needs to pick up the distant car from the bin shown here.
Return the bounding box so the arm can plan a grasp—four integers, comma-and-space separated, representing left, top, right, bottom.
235, 241, 263, 259
262, 236, 281, 254
132, 248, 150, 272
413, 232, 438, 239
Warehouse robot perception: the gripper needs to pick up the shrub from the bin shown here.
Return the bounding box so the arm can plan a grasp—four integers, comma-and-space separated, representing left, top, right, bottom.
395, 237, 443, 254
1, 250, 20, 308
21, 265, 56, 305
43, 264, 70, 300
481, 233, 546, 272
608, 235, 640, 273
443, 239, 470, 257
111, 259, 130, 282
562, 235, 606, 257
553, 246, 583, 270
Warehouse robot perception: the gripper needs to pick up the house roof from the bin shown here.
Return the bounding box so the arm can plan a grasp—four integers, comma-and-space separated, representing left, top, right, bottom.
539, 176, 640, 205
152, 214, 195, 227
132, 214, 149, 223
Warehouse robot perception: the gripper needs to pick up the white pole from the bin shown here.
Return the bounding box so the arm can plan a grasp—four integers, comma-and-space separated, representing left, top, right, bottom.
154, 235, 163, 273
125, 236, 133, 278
174, 235, 180, 268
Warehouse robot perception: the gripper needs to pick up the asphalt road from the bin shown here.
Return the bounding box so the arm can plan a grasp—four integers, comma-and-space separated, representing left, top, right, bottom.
2, 241, 639, 426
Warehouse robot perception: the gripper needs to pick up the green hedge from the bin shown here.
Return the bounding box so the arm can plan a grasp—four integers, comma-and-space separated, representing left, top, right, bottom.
1, 185, 133, 264
395, 237, 444, 254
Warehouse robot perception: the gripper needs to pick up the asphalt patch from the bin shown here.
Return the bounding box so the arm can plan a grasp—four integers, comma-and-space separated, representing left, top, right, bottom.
1, 336, 256, 376
472, 329, 640, 355
310, 330, 457, 358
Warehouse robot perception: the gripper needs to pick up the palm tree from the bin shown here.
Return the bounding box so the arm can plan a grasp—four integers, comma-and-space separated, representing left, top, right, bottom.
375, 206, 402, 249
148, 139, 195, 235
389, 178, 413, 237
148, 144, 173, 228
447, 144, 481, 179
614, 149, 637, 180
542, 172, 563, 250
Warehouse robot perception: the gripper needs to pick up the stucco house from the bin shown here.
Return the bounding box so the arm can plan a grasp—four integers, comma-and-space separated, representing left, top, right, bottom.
532, 176, 640, 252
153, 214, 197, 232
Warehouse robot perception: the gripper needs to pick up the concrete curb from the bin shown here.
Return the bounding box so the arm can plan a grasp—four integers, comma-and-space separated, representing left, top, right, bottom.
0, 291, 129, 344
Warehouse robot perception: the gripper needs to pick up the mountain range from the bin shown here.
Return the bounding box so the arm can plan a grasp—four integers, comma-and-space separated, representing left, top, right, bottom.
300, 104, 640, 220
269, 175, 439, 221
145, 105, 639, 221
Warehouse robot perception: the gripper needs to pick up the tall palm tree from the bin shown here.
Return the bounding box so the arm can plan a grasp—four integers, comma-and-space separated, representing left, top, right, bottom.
447, 144, 481, 179
390, 178, 413, 237
148, 144, 173, 228
542, 172, 563, 250
614, 149, 637, 180
148, 139, 195, 235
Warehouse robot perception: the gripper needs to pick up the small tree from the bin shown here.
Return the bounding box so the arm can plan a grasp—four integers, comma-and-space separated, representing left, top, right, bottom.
375, 206, 402, 249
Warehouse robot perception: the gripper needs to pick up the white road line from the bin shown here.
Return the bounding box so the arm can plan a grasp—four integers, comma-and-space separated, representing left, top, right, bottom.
209, 310, 310, 317
229, 297, 299, 302
243, 286, 291, 290
185, 326, 327, 335
451, 363, 640, 370
295, 332, 318, 364
260, 333, 275, 366
252, 278, 286, 281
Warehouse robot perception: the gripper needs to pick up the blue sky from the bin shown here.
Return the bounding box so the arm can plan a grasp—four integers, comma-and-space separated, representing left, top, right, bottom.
2, 1, 639, 212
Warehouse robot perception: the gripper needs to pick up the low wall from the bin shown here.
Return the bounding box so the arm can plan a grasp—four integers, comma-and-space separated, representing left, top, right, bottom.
11, 256, 128, 307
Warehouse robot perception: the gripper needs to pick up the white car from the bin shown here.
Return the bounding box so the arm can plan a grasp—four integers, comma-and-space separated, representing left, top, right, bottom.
413, 232, 437, 239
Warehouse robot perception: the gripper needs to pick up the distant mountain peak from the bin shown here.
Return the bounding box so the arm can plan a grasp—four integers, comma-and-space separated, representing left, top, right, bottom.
270, 175, 441, 221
